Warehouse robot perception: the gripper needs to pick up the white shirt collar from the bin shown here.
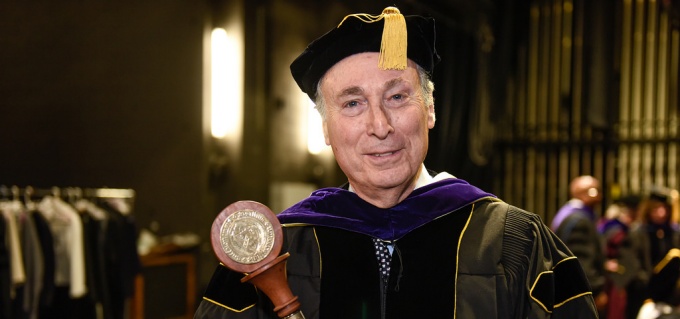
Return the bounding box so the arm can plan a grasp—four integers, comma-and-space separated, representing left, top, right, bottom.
348, 164, 455, 192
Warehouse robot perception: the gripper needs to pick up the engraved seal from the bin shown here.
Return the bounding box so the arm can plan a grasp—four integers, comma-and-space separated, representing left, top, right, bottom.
219, 209, 275, 264
211, 200, 283, 273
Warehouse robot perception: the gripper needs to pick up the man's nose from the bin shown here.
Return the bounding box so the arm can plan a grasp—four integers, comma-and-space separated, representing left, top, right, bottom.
367, 104, 394, 138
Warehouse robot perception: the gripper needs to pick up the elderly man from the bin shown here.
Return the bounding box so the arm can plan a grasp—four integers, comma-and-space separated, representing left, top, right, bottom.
195, 7, 598, 319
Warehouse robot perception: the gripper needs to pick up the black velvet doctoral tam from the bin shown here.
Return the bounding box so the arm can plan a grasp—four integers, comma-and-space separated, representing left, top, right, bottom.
289, 10, 441, 101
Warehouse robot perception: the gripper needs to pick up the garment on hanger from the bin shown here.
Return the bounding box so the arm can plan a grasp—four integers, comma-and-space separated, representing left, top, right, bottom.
0, 200, 26, 297
0, 213, 10, 319
37, 196, 87, 298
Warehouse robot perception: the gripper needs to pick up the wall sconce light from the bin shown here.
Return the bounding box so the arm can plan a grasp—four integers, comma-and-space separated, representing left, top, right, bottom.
208, 27, 243, 188
210, 27, 243, 142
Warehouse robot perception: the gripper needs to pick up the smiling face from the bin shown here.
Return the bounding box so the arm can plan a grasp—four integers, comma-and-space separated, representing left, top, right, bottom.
319, 52, 435, 207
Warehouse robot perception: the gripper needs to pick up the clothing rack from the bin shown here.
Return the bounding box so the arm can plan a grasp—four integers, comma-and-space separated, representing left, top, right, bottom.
0, 184, 140, 319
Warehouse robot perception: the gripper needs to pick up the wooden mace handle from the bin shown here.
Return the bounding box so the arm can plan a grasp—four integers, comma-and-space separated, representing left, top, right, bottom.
242, 253, 302, 318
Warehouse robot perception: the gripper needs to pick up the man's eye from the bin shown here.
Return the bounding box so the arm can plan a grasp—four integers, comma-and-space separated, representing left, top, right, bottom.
392, 94, 403, 100
345, 100, 359, 108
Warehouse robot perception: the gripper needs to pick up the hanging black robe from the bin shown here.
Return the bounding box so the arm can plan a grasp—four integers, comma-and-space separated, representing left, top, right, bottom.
195, 178, 598, 318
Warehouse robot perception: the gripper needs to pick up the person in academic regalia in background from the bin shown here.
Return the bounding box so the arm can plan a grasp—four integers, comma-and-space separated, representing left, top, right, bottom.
194, 6, 598, 319
552, 175, 609, 315
598, 195, 641, 319
629, 187, 680, 319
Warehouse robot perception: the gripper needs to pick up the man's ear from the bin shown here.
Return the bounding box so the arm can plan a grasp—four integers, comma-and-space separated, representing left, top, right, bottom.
323, 121, 331, 145
427, 103, 436, 129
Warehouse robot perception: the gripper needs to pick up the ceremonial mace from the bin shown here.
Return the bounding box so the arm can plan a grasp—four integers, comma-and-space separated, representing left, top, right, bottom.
210, 201, 306, 319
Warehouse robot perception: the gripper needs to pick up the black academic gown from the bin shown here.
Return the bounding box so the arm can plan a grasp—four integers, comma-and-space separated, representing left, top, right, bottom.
195, 180, 598, 319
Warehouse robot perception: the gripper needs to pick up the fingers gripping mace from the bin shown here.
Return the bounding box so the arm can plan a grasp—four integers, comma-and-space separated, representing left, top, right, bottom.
211, 201, 305, 319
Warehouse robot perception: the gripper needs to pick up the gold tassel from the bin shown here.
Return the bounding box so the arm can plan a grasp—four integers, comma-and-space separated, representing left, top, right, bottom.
338, 7, 407, 70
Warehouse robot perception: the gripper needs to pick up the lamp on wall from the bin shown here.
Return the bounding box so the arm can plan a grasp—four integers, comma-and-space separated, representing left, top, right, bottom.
207, 26, 243, 187
210, 28, 243, 142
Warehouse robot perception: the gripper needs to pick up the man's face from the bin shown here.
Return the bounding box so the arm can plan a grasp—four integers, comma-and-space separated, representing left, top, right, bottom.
319, 52, 435, 195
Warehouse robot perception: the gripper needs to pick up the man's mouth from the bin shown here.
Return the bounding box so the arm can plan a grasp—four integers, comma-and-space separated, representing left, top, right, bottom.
372, 152, 395, 157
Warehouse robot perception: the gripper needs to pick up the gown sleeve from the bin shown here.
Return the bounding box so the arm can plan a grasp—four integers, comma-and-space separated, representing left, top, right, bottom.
193, 264, 275, 319
503, 206, 599, 318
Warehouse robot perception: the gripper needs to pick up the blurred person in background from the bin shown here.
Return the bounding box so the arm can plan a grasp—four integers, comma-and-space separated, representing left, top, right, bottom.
599, 194, 641, 319
629, 187, 680, 318
552, 175, 608, 315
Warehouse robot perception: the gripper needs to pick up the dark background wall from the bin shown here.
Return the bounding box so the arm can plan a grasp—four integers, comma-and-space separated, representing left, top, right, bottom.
0, 0, 209, 236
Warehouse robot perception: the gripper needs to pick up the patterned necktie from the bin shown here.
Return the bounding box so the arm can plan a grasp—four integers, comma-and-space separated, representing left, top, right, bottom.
373, 238, 392, 284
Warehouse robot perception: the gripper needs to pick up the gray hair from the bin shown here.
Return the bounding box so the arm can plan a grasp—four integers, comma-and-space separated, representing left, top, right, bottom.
313, 65, 435, 120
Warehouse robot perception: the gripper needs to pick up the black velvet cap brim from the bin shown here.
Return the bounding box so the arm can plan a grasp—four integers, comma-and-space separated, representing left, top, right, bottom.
290, 13, 440, 101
